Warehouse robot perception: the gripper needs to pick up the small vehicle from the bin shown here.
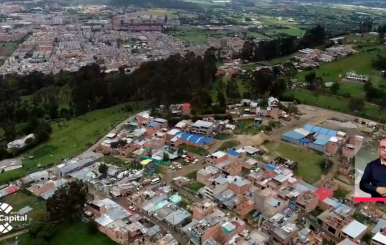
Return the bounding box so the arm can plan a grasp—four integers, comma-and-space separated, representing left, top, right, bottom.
129, 206, 136, 211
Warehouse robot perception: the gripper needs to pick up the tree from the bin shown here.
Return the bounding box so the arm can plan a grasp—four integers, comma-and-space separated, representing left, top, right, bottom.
282, 62, 297, 87
163, 152, 169, 161
24, 116, 40, 135
99, 163, 108, 178
35, 121, 52, 142
3, 124, 16, 143
46, 181, 88, 223
177, 148, 183, 156
217, 90, 226, 108
330, 82, 340, 94
379, 32, 385, 44
29, 213, 56, 241
226, 79, 240, 102
250, 68, 275, 96
349, 98, 365, 112
87, 220, 98, 234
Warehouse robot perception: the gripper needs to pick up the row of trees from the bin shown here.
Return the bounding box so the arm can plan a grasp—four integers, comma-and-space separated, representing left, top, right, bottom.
240, 25, 326, 62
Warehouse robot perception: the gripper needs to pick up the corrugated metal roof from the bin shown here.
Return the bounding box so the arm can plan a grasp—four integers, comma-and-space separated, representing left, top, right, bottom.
304, 124, 337, 136
342, 220, 367, 238
227, 150, 239, 156
294, 128, 311, 136
282, 131, 304, 140
313, 134, 331, 145
373, 219, 386, 233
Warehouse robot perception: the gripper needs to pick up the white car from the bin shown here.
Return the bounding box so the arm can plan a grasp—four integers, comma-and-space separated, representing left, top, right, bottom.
129, 206, 136, 211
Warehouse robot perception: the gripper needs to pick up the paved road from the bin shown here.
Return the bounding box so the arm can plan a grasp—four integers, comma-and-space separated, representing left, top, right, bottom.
0, 229, 28, 241
39, 111, 146, 176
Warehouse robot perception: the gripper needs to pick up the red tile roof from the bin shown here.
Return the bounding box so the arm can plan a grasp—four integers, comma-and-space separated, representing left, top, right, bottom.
315, 187, 333, 201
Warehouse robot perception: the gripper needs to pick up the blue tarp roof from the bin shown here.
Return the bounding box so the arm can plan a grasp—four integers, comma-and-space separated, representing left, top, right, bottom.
313, 134, 331, 145
300, 138, 310, 143
149, 121, 160, 127
282, 131, 304, 140
303, 124, 337, 136
266, 164, 276, 170
227, 150, 239, 156
177, 132, 215, 146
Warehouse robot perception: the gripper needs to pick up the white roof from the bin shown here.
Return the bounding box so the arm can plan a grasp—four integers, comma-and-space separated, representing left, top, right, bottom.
294, 128, 310, 136
193, 120, 213, 128
175, 121, 186, 128
212, 151, 226, 158
342, 220, 367, 238
107, 133, 116, 138
373, 232, 386, 244
337, 131, 346, 136
329, 137, 339, 142
167, 129, 180, 135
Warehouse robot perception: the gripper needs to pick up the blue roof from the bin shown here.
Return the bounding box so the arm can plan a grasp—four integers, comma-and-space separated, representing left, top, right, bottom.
282, 131, 304, 140
313, 134, 330, 145
300, 138, 310, 143
179, 132, 214, 146
227, 150, 239, 156
149, 121, 160, 127
303, 124, 337, 136
266, 164, 276, 170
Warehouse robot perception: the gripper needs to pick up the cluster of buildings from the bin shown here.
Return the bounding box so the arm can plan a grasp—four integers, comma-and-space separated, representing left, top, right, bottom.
227, 97, 288, 123
86, 197, 180, 245
0, 7, 208, 75
282, 124, 364, 158
292, 45, 358, 69
176, 145, 385, 245
97, 109, 241, 160
174, 146, 386, 245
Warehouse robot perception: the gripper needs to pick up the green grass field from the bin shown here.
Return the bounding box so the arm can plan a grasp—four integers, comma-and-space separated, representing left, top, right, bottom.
285, 89, 385, 120
248, 31, 271, 40
0, 222, 118, 245
218, 140, 240, 151
235, 119, 261, 135
338, 82, 365, 98
297, 48, 386, 88
172, 27, 213, 45
265, 142, 323, 183
0, 102, 141, 184
266, 28, 305, 37
185, 182, 204, 192
1, 192, 46, 226
178, 144, 209, 155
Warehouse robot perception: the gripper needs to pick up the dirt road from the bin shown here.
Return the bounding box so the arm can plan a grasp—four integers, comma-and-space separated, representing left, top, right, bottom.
0, 229, 29, 241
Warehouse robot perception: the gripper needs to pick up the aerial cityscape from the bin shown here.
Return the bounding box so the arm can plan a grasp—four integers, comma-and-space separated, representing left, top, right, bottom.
0, 0, 386, 245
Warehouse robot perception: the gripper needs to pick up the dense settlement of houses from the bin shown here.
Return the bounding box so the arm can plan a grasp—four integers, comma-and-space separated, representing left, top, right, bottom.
0, 4, 212, 75
0, 95, 384, 245
0, 4, 380, 245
